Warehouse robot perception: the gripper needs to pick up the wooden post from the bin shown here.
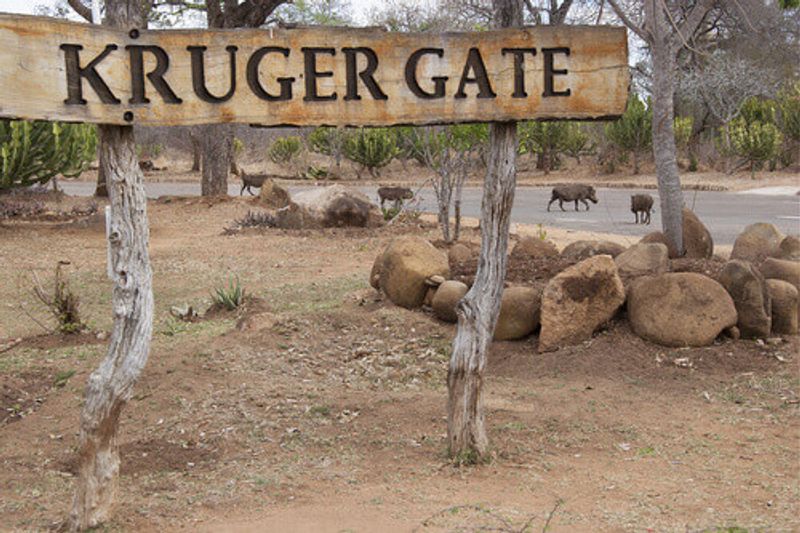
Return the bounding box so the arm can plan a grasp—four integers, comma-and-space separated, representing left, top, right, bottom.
67, 1, 154, 530
447, 0, 522, 462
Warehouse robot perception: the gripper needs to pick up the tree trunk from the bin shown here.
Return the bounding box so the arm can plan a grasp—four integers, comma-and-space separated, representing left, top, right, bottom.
447, 0, 521, 462
201, 124, 232, 196
647, 1, 684, 255
94, 147, 108, 197
632, 150, 640, 174
190, 132, 201, 172
68, 2, 154, 529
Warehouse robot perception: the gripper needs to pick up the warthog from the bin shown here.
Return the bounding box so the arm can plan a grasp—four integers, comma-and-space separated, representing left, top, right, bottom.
547, 184, 598, 212
237, 169, 270, 196
630, 193, 654, 224
377, 186, 414, 209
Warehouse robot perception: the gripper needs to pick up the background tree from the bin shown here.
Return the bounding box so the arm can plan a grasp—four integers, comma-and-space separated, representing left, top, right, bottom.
604, 95, 652, 174
607, 0, 718, 255
67, 0, 154, 529
412, 124, 487, 243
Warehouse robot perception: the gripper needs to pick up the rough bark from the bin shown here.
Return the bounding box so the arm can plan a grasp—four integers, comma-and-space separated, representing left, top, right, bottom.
201, 123, 233, 196
190, 131, 202, 172
646, 0, 684, 254
94, 147, 108, 197
67, 1, 154, 530
447, 0, 521, 462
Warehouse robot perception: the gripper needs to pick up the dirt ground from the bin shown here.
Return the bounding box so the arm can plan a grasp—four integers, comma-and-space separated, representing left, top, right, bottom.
0, 193, 798, 532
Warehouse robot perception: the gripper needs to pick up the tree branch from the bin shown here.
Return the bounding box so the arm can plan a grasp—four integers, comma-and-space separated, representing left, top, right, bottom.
607, 0, 651, 42
676, 0, 717, 43
67, 0, 93, 22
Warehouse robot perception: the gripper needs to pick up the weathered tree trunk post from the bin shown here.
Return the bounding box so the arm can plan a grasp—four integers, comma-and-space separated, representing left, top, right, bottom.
190, 130, 202, 172
68, 1, 154, 530
646, 0, 684, 254
447, 0, 521, 462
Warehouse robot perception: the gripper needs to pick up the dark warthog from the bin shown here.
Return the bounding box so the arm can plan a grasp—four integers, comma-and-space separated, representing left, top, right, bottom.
547, 184, 598, 212
630, 193, 654, 224
237, 169, 270, 196
377, 186, 414, 208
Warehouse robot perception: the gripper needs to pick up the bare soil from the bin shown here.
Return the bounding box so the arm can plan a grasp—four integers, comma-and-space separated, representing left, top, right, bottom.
0, 193, 798, 532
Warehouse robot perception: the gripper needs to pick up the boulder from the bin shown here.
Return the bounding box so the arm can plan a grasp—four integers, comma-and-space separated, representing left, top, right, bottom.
760, 258, 800, 294
682, 208, 714, 259
639, 231, 678, 258
766, 279, 798, 335
731, 223, 784, 263
627, 273, 737, 347
773, 235, 800, 261
379, 236, 450, 309
369, 251, 385, 290
274, 201, 316, 230
560, 240, 626, 261
640, 208, 713, 259
538, 255, 625, 351
494, 286, 541, 341
718, 260, 771, 339
432, 281, 469, 322
258, 179, 291, 209
448, 243, 473, 265
614, 243, 669, 277
293, 185, 383, 228
510, 236, 559, 260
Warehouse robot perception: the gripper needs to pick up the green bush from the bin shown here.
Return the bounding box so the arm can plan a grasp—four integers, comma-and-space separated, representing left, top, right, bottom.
604, 95, 652, 174
739, 97, 777, 125
268, 136, 303, 165
344, 127, 399, 178
726, 118, 783, 178
778, 83, 800, 142
1, 120, 96, 190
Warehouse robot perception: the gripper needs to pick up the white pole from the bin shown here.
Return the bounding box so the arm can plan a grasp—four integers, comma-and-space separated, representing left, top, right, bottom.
92, 0, 102, 24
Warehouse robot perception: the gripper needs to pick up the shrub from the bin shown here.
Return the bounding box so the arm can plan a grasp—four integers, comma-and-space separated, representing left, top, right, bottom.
604, 95, 652, 174
268, 136, 303, 165
1, 120, 96, 190
233, 210, 277, 229
777, 83, 800, 166
344, 127, 399, 178
725, 118, 783, 178
32, 261, 83, 334
211, 276, 245, 311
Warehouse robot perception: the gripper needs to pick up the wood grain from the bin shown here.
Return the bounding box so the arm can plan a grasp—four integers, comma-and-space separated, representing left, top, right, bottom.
0, 13, 629, 126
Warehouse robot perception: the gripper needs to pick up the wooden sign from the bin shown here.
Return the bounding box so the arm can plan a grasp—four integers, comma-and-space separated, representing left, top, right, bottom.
0, 13, 629, 127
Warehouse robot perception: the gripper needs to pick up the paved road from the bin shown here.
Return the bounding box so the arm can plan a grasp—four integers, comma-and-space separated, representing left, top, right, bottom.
60, 181, 800, 245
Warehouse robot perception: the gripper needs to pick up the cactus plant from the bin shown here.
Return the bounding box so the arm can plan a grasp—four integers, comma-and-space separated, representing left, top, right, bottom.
1, 119, 96, 190
344, 127, 399, 178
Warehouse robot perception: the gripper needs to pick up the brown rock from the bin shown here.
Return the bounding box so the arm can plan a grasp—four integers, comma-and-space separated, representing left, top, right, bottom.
369, 251, 385, 290
628, 273, 737, 347
510, 236, 559, 260
560, 240, 626, 261
258, 179, 291, 209
640, 208, 713, 259
731, 223, 784, 263
766, 279, 798, 335
682, 208, 714, 259
379, 236, 450, 309
432, 281, 469, 323
760, 258, 800, 294
614, 243, 669, 277
718, 260, 771, 339
293, 185, 383, 228
639, 231, 678, 258
495, 286, 542, 341
774, 235, 800, 261
538, 255, 625, 351
448, 243, 473, 265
